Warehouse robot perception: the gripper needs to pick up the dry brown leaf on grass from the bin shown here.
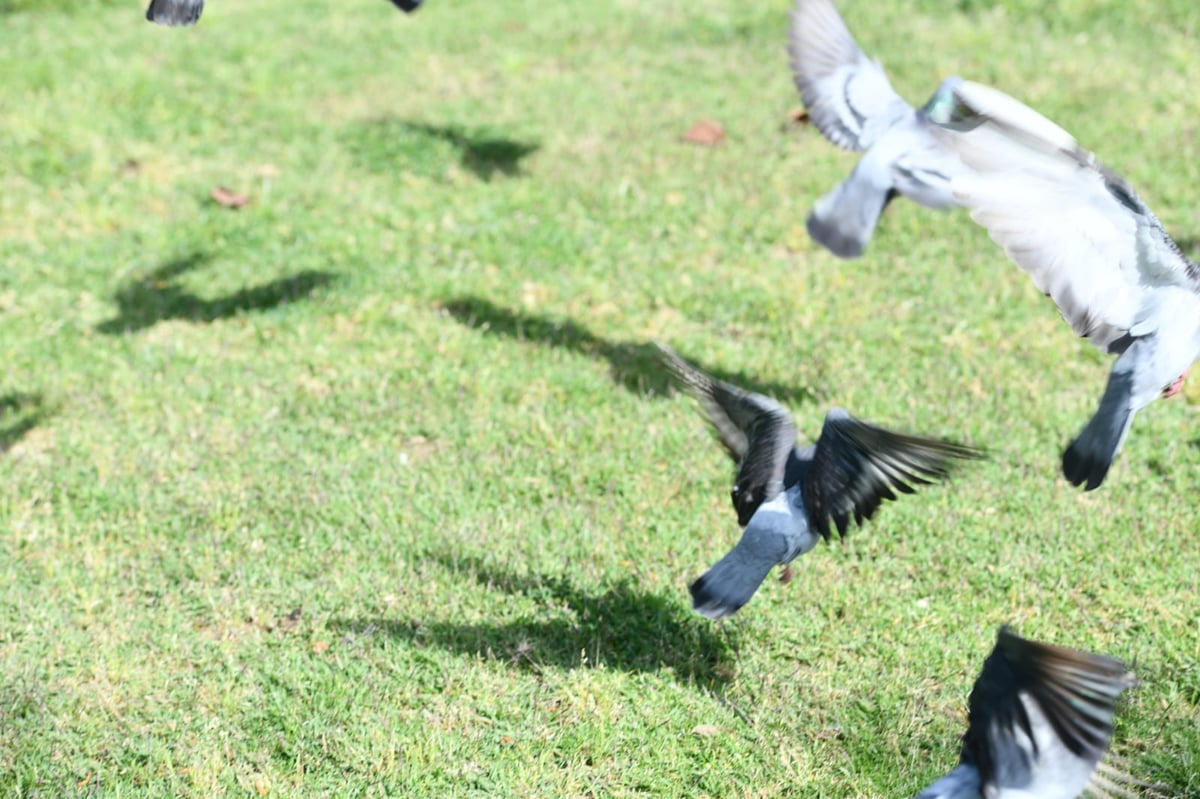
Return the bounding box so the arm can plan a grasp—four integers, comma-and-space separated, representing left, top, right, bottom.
684, 119, 724, 146
211, 186, 250, 209
275, 606, 302, 633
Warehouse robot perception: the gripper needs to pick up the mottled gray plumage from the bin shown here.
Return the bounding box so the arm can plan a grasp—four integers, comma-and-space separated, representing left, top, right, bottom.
913, 627, 1137, 799
658, 343, 981, 619
145, 0, 422, 26
145, 0, 203, 26
788, 0, 966, 258
927, 80, 1200, 490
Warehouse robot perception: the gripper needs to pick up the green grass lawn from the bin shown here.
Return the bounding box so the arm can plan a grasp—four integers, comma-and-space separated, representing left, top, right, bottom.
2, 0, 1199, 795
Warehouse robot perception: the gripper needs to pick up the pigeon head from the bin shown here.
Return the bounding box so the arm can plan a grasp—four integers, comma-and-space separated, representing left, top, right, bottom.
922, 76, 971, 127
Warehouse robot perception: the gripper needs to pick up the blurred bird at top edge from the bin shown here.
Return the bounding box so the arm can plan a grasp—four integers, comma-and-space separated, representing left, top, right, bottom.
146, 0, 425, 27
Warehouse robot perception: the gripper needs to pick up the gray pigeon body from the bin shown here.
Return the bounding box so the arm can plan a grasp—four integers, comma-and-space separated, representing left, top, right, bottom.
913, 627, 1138, 799
927, 80, 1200, 490
658, 344, 981, 620
146, 0, 422, 26
788, 0, 966, 258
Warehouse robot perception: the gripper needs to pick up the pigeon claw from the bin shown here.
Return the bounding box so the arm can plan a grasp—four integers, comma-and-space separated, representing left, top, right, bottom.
1162, 370, 1189, 399
779, 564, 794, 584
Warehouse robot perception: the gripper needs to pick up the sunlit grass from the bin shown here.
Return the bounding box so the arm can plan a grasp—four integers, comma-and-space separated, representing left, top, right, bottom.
0, 0, 1198, 796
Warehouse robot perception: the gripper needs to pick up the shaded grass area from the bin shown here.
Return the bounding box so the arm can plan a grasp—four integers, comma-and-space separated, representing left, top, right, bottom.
440, 295, 821, 402
343, 119, 540, 181
96, 252, 337, 334
0, 0, 1198, 796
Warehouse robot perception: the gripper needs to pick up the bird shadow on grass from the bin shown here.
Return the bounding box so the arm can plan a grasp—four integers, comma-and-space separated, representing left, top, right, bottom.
332, 554, 741, 688
0, 0, 122, 14
0, 393, 48, 453
344, 119, 539, 181
439, 295, 820, 404
96, 252, 337, 335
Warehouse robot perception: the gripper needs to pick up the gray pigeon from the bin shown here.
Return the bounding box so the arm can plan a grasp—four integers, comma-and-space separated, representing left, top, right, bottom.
914, 626, 1138, 799
658, 343, 981, 620
926, 79, 1200, 490
788, 0, 966, 258
146, 0, 423, 26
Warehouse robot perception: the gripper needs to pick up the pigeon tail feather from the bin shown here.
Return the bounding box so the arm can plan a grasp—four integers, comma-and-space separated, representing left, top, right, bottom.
1062, 358, 1148, 491
689, 552, 774, 621
1062, 407, 1131, 491
806, 171, 895, 258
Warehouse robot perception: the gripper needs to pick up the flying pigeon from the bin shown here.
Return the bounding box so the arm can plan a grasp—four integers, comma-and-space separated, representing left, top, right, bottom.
658, 343, 981, 620
913, 626, 1138, 799
926, 79, 1200, 490
787, 0, 967, 258
146, 0, 424, 26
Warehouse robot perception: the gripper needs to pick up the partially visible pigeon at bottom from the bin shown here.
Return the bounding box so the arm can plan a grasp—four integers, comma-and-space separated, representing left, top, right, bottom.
914, 626, 1142, 799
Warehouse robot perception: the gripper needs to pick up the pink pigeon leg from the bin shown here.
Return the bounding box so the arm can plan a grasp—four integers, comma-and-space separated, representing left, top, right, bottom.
1162, 369, 1189, 399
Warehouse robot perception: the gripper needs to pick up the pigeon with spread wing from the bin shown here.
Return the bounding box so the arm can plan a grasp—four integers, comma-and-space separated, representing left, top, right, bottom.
927, 79, 1200, 490
658, 343, 981, 620
788, 0, 967, 258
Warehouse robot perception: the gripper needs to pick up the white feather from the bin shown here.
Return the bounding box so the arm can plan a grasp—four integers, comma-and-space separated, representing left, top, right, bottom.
788, 0, 913, 151
986, 693, 1100, 799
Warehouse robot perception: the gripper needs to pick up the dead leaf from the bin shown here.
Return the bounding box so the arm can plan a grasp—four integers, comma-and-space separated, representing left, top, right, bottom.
692, 724, 721, 738
788, 107, 810, 125
211, 186, 249, 209
119, 158, 142, 175
276, 607, 302, 633
312, 641, 329, 653
684, 119, 724, 146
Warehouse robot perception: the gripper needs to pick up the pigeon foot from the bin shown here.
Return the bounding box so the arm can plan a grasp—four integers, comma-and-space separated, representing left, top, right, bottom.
1162, 370, 1189, 399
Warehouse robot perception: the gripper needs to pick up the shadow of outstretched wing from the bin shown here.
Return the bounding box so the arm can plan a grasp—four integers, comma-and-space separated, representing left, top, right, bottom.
331, 553, 740, 687
440, 295, 821, 404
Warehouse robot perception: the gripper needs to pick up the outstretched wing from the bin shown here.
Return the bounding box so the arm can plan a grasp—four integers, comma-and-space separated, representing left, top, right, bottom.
930, 80, 1199, 353
658, 343, 796, 526
962, 627, 1137, 799
802, 409, 981, 540
788, 0, 913, 151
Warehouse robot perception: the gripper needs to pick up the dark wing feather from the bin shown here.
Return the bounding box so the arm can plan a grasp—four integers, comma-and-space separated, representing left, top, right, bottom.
962, 627, 1136, 792
802, 409, 981, 540
658, 343, 796, 526
145, 0, 204, 25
